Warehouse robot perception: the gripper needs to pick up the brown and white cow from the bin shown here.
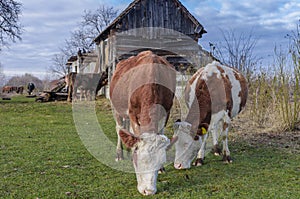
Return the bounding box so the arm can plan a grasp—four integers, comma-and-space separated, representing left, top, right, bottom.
172, 61, 248, 169
110, 51, 176, 195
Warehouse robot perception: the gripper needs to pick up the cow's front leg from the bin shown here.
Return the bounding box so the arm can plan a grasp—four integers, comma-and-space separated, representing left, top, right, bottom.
193, 133, 208, 166
116, 127, 124, 161
222, 124, 232, 163
114, 114, 125, 161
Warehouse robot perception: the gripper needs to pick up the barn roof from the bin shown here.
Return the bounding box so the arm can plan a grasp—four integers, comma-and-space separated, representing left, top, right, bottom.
94, 0, 206, 43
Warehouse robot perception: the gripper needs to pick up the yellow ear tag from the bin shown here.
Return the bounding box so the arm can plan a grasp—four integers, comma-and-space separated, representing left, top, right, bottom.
201, 127, 207, 135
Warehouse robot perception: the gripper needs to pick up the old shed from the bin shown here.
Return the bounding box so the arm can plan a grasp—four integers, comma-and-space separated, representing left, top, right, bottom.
94, 0, 215, 98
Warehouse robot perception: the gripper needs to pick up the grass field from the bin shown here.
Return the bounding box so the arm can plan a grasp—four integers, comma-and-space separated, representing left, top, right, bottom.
0, 96, 299, 198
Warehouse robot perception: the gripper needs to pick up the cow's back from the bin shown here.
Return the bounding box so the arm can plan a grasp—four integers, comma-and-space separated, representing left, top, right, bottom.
110, 51, 176, 134
110, 51, 173, 96
185, 61, 248, 127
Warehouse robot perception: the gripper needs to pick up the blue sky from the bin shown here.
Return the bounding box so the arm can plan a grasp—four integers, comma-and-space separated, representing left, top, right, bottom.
0, 0, 299, 79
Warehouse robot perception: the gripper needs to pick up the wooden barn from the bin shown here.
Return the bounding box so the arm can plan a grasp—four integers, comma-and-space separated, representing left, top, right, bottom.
93, 0, 215, 98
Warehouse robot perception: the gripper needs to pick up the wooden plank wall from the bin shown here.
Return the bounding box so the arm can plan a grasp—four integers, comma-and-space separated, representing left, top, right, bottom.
116, 0, 198, 40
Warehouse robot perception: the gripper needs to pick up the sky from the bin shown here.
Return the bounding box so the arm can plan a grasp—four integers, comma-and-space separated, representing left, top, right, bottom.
0, 0, 299, 80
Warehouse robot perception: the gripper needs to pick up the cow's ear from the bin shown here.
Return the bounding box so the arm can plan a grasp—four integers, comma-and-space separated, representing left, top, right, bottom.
197, 123, 209, 136
119, 129, 140, 148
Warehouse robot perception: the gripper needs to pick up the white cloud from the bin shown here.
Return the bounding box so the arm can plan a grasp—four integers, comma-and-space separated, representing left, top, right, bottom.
191, 0, 299, 64
1, 0, 96, 77
1, 0, 130, 78
258, 1, 300, 30
193, 0, 299, 30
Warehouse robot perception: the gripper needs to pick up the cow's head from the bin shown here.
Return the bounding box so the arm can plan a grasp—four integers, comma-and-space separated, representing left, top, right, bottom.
171, 121, 208, 169
119, 129, 170, 195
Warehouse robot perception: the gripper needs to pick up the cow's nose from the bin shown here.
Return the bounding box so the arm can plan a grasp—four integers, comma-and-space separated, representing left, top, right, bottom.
174, 163, 182, 169
143, 189, 156, 196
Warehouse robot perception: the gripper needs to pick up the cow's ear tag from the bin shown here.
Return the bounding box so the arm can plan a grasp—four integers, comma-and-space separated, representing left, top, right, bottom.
201, 127, 207, 135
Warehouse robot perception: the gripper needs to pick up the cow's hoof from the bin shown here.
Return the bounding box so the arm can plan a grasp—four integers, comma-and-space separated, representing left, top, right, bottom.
193, 158, 204, 166
115, 154, 124, 162
212, 145, 222, 156
115, 157, 124, 162
158, 167, 166, 174
115, 150, 124, 162
222, 155, 233, 163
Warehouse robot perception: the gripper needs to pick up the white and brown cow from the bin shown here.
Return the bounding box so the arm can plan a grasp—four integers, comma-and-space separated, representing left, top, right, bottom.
172, 61, 248, 169
110, 51, 176, 195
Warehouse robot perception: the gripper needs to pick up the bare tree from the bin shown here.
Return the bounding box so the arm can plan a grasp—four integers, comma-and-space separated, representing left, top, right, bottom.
287, 20, 300, 67
49, 5, 118, 77
0, 0, 22, 51
48, 53, 69, 78
66, 5, 119, 54
82, 5, 118, 35
211, 29, 261, 78
64, 28, 94, 54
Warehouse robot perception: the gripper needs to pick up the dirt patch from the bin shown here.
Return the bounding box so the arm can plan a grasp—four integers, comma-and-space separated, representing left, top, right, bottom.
231, 108, 300, 154
233, 129, 300, 153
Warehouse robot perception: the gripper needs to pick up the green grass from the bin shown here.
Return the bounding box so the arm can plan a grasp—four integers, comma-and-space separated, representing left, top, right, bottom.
0, 96, 299, 198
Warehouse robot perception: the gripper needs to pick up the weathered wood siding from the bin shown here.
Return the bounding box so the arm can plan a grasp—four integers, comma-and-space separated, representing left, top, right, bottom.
98, 36, 117, 98
115, 0, 200, 40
